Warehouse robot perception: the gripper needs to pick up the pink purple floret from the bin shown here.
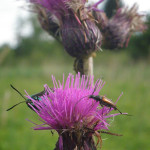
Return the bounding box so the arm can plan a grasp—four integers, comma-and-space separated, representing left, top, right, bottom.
25, 73, 123, 131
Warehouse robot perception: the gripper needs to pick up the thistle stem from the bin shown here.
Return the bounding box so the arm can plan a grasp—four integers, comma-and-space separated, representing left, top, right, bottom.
82, 56, 93, 77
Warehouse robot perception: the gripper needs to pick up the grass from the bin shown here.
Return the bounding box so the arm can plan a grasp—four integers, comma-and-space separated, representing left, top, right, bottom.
0, 51, 150, 150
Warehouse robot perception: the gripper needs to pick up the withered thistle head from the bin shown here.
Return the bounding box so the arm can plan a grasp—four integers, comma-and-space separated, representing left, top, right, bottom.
93, 3, 147, 49
28, 0, 103, 57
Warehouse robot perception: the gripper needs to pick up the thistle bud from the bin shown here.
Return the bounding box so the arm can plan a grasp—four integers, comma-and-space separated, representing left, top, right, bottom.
61, 14, 102, 57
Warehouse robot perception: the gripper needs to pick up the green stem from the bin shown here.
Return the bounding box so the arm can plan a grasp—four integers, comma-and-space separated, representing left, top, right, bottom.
82, 56, 93, 77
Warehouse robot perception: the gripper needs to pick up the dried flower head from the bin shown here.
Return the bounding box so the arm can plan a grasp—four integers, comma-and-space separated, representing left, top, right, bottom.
93, 3, 147, 49
28, 0, 103, 57
26, 73, 125, 149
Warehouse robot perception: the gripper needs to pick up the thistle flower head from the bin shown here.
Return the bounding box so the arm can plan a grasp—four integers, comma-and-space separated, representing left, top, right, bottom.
61, 16, 102, 57
94, 3, 147, 49
114, 3, 146, 33
26, 73, 124, 149
28, 0, 103, 57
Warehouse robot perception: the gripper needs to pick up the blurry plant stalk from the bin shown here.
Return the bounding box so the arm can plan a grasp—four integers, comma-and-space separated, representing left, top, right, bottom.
74, 55, 95, 77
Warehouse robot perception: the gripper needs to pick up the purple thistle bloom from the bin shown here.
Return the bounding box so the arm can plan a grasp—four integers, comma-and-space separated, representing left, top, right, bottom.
26, 73, 125, 149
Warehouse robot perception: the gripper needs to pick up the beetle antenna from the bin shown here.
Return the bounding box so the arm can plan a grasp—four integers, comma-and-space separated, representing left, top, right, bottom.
74, 95, 89, 106
116, 108, 132, 116
6, 101, 27, 111
92, 79, 100, 95
7, 85, 27, 111
116, 108, 123, 114
10, 84, 26, 100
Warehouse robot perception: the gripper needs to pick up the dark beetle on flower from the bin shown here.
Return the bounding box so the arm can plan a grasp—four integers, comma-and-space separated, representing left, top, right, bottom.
88, 82, 131, 116
89, 95, 123, 114
89, 80, 123, 114
6, 85, 47, 111
76, 79, 124, 114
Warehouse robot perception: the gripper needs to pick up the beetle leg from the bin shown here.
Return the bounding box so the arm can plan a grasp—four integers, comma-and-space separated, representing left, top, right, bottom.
109, 107, 111, 111
95, 131, 102, 149
100, 103, 103, 108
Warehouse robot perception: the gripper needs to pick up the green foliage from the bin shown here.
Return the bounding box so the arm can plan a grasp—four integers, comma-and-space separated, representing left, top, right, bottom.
0, 15, 72, 67
0, 10, 150, 150
0, 51, 150, 150
104, 0, 123, 18
14, 15, 64, 59
127, 15, 150, 60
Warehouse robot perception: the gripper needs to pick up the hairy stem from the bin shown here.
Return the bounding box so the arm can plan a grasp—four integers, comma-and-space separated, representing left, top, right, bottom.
74, 56, 94, 77
82, 56, 93, 77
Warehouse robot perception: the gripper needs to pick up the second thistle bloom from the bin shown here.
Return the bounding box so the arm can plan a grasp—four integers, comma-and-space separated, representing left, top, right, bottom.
26, 73, 123, 149
93, 3, 147, 49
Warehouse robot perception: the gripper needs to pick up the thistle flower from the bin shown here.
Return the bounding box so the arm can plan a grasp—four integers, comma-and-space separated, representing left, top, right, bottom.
26, 73, 125, 149
28, 0, 103, 57
93, 3, 147, 49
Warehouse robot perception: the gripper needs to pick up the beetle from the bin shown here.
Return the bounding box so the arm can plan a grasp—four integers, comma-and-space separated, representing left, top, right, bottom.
89, 95, 123, 114
76, 79, 124, 114
7, 85, 47, 111
89, 79, 123, 114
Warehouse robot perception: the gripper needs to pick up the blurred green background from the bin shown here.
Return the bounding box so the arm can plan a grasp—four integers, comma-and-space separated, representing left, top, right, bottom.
0, 0, 150, 150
